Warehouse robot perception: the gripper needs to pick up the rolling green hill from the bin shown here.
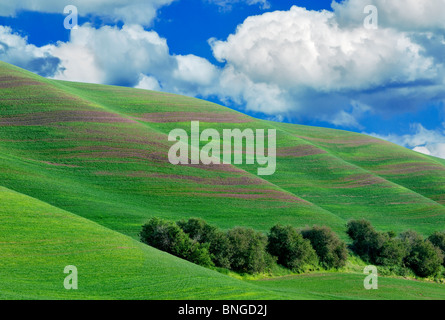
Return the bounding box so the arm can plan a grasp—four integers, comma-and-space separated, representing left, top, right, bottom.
0, 61, 444, 299
0, 185, 284, 299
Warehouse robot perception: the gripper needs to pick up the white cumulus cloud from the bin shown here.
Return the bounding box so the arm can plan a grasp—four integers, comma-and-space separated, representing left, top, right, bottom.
50, 24, 223, 97
333, 0, 445, 31
135, 74, 161, 91
0, 23, 219, 97
0, 26, 61, 77
208, 5, 443, 123
50, 24, 174, 86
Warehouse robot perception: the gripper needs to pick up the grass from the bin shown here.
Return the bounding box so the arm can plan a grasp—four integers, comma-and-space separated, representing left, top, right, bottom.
251, 272, 445, 300
0, 61, 444, 299
0, 185, 286, 300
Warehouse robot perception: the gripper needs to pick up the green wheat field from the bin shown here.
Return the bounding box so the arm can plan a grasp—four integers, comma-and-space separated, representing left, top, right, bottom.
0, 61, 444, 299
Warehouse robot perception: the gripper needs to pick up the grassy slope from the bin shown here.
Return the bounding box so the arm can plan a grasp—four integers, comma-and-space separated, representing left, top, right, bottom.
0, 62, 345, 238
55, 76, 445, 236
251, 273, 445, 300
0, 185, 291, 299
1, 61, 444, 299
1, 185, 444, 300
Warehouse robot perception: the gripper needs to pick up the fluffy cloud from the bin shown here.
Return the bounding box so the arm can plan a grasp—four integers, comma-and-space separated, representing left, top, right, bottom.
51, 24, 222, 97
0, 23, 218, 97
208, 5, 444, 124
1, 22, 224, 101
171, 54, 219, 95
333, 0, 445, 31
135, 74, 161, 91
0, 26, 61, 77
0, 0, 174, 25
366, 123, 445, 159
214, 65, 290, 114
51, 24, 175, 86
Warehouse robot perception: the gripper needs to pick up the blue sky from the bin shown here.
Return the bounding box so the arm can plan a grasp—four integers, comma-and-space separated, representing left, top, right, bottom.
0, 0, 444, 158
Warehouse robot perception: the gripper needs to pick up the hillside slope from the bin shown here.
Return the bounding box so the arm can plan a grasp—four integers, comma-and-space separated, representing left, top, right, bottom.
1, 61, 445, 239
2, 185, 444, 300
1, 61, 445, 300
0, 185, 289, 299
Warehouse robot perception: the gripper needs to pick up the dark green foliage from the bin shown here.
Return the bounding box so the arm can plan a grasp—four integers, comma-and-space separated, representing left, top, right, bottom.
387, 230, 397, 239
177, 218, 217, 243
177, 218, 232, 268
400, 230, 443, 278
302, 226, 348, 269
347, 221, 443, 278
405, 239, 443, 278
177, 219, 275, 273
140, 217, 213, 267
267, 224, 318, 272
227, 227, 275, 274
400, 230, 424, 246
375, 238, 408, 267
142, 217, 445, 278
140, 217, 180, 252
347, 221, 407, 267
428, 231, 445, 266
186, 242, 215, 267
346, 219, 387, 263
207, 230, 233, 269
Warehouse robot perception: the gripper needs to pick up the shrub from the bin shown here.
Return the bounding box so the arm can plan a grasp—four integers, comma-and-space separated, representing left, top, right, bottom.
268, 224, 318, 272
386, 230, 397, 239
346, 219, 387, 263
140, 217, 213, 267
207, 230, 233, 269
347, 222, 444, 277
227, 227, 275, 274
177, 218, 232, 268
428, 231, 445, 266
177, 218, 217, 243
302, 226, 348, 269
374, 238, 408, 267
186, 242, 214, 267
400, 230, 424, 246
140, 217, 182, 252
405, 239, 443, 278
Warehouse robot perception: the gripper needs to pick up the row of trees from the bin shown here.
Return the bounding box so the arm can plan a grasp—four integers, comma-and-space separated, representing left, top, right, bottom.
140, 217, 445, 278
140, 217, 348, 274
347, 219, 445, 277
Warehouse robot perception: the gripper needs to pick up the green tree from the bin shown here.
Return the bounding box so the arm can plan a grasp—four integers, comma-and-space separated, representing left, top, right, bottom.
400, 230, 423, 246
186, 242, 214, 267
375, 238, 408, 267
428, 231, 445, 266
140, 217, 213, 267
177, 218, 217, 243
404, 237, 443, 278
386, 230, 397, 239
302, 226, 348, 269
268, 224, 318, 272
177, 218, 232, 268
140, 217, 182, 252
207, 230, 233, 269
346, 219, 387, 263
227, 227, 275, 274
